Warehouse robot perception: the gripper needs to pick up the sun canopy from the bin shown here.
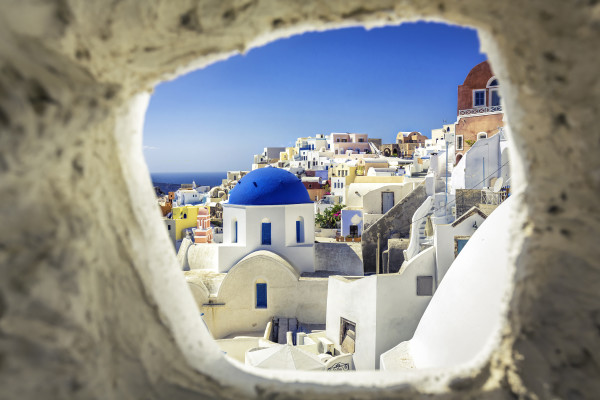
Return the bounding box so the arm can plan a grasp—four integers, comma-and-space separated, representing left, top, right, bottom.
245, 345, 325, 371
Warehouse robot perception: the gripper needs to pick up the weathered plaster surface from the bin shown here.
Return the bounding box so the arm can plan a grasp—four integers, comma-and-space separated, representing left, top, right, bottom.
362, 184, 427, 274
314, 242, 363, 276
0, 0, 599, 399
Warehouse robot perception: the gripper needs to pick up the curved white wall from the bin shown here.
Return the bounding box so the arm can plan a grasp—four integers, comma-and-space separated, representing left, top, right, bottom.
408, 196, 514, 369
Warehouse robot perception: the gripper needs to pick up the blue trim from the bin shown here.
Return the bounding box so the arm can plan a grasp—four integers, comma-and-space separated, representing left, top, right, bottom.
296, 220, 302, 243
256, 283, 267, 308
262, 223, 271, 245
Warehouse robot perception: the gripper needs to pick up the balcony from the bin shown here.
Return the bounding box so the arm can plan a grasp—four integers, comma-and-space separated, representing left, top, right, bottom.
458, 105, 502, 117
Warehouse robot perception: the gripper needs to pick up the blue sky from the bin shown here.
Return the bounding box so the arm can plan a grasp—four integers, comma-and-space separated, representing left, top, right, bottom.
143, 22, 486, 172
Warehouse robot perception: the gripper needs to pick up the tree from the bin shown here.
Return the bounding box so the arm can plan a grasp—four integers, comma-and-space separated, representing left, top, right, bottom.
315, 204, 344, 229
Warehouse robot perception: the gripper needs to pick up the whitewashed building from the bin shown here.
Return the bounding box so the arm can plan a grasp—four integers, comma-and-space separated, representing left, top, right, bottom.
450, 132, 510, 193
218, 167, 316, 275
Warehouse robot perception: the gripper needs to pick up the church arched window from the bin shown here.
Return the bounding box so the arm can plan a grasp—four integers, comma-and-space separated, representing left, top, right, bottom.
296, 217, 305, 243
261, 218, 271, 245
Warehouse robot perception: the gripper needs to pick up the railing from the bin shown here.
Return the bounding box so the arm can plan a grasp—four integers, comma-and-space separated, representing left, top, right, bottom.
458, 105, 502, 117
481, 187, 510, 205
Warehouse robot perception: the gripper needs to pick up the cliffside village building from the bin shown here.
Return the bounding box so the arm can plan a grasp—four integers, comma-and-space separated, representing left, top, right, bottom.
156, 60, 512, 373
454, 61, 504, 165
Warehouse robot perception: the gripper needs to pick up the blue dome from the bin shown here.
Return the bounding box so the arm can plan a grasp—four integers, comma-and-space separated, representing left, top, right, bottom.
228, 167, 312, 206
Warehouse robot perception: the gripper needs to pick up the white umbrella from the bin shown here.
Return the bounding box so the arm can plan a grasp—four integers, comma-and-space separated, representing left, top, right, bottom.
245, 345, 325, 371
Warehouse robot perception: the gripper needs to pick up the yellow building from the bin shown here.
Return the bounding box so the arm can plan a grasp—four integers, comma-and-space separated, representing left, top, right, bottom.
172, 205, 202, 240
331, 164, 357, 185
279, 147, 297, 162
356, 159, 389, 176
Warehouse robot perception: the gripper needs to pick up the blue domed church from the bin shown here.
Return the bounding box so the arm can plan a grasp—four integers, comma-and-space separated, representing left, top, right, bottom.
218, 167, 316, 274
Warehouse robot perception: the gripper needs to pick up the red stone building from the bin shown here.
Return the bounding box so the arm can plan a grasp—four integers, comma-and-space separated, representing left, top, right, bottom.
454, 61, 504, 164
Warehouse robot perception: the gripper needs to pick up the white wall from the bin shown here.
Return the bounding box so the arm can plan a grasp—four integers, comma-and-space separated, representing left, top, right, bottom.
362, 184, 413, 215
219, 203, 315, 274
375, 247, 437, 366
187, 242, 219, 270
331, 177, 346, 203
346, 182, 413, 209
398, 197, 514, 370
325, 247, 436, 370
326, 276, 377, 370
174, 189, 204, 206
200, 251, 328, 339
433, 212, 487, 283
217, 337, 261, 363
451, 134, 504, 192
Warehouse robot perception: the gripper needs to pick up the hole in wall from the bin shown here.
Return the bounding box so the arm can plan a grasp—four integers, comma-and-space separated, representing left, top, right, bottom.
140, 20, 515, 383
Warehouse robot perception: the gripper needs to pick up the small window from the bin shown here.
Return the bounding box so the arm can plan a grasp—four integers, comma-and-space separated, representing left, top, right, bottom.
456, 238, 469, 255
183, 213, 187, 219
477, 132, 488, 140
261, 222, 271, 245
232, 220, 238, 243
340, 318, 356, 354
473, 90, 486, 107
167, 225, 171, 231
456, 135, 464, 150
296, 218, 304, 243
417, 276, 433, 296
256, 283, 267, 309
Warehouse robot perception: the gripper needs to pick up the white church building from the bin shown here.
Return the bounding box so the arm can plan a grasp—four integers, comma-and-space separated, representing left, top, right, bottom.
217, 167, 316, 274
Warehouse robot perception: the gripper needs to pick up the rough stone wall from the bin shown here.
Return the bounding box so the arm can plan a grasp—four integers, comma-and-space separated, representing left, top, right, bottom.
383, 238, 410, 273
0, 1, 599, 399
455, 189, 484, 218
362, 184, 427, 274
314, 242, 363, 276
380, 143, 399, 157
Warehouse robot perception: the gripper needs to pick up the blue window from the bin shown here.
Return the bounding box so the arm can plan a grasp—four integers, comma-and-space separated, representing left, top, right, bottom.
474, 90, 486, 107
456, 239, 469, 255
256, 283, 267, 308
261, 222, 271, 245
296, 220, 303, 243
233, 220, 238, 243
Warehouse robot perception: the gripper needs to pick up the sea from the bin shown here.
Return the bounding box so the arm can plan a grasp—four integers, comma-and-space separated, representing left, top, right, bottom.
151, 172, 227, 194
